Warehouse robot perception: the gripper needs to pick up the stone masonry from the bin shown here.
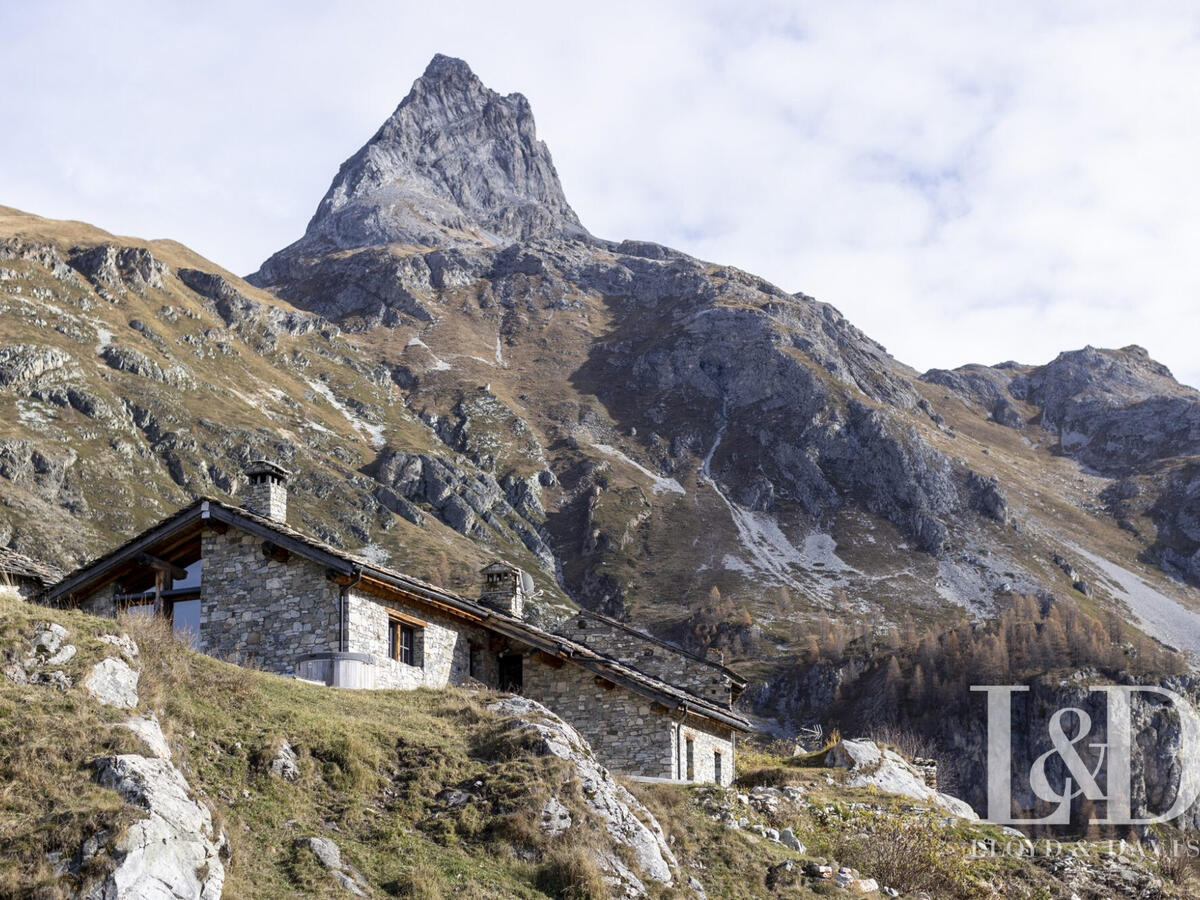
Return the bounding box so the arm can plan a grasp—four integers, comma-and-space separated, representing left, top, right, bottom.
346, 588, 497, 690
200, 530, 339, 673
62, 512, 744, 786
522, 654, 735, 785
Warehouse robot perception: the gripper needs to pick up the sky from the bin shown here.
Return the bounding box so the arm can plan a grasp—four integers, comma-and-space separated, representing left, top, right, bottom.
2, 1, 1199, 388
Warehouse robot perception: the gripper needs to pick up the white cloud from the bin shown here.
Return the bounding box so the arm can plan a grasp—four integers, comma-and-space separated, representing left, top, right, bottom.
1, 0, 1198, 387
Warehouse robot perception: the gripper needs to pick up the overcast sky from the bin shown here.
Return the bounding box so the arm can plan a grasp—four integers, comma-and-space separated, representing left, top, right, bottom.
3, 1, 1198, 388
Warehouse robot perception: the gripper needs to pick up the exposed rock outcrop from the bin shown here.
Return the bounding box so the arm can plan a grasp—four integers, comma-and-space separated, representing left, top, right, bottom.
486, 696, 676, 896
0, 344, 72, 388
100, 345, 193, 388
295, 836, 369, 896
90, 751, 226, 900
84, 657, 140, 709
3, 621, 76, 689
78, 637, 227, 899
69, 244, 168, 293
825, 738, 977, 820
371, 449, 556, 574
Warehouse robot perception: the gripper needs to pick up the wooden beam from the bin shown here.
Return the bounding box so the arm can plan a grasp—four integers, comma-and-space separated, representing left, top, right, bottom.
385, 608, 428, 628
261, 541, 290, 564
47, 510, 205, 604
138, 553, 187, 581
356, 575, 487, 623
533, 650, 564, 669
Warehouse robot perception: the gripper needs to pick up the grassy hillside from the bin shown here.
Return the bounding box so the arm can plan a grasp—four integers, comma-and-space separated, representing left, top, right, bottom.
0, 595, 604, 898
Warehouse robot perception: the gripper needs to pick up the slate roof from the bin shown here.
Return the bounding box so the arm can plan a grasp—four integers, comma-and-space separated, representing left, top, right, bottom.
46, 499, 753, 732
0, 547, 61, 586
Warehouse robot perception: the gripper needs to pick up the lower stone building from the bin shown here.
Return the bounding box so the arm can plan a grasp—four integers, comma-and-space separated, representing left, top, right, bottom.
1, 547, 60, 599
43, 463, 751, 785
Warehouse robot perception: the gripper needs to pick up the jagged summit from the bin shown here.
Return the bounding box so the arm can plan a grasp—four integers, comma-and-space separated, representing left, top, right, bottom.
255, 54, 587, 272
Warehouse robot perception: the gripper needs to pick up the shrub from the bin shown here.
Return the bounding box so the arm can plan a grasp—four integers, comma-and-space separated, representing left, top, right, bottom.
829, 816, 975, 898
535, 846, 607, 900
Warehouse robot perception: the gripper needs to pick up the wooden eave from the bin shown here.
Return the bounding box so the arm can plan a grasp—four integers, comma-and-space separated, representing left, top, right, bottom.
47, 505, 207, 604
356, 574, 488, 624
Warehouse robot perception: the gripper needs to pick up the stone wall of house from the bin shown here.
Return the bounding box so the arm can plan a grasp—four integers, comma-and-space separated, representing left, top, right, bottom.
672, 720, 735, 787
345, 588, 498, 690
74, 582, 119, 618
199, 529, 339, 675
523, 654, 674, 778
522, 654, 736, 784
555, 614, 733, 706
15, 579, 43, 601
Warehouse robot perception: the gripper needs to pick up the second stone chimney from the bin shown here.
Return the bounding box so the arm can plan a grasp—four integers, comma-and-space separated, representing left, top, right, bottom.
480, 561, 528, 618
243, 460, 291, 523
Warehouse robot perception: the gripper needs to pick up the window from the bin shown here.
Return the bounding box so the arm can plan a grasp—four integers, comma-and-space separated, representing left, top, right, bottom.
714, 750, 723, 784
389, 621, 417, 666
400, 625, 415, 666
116, 549, 202, 637
171, 598, 201, 643
685, 736, 695, 782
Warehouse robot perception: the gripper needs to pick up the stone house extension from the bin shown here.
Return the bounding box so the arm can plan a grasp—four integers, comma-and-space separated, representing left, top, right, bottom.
43, 469, 751, 785
0, 547, 61, 599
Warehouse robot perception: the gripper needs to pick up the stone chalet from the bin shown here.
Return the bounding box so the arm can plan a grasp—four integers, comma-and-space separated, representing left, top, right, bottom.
1, 547, 61, 599
43, 462, 751, 785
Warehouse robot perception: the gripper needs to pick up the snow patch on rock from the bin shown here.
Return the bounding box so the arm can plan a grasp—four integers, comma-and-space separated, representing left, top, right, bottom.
591, 443, 685, 495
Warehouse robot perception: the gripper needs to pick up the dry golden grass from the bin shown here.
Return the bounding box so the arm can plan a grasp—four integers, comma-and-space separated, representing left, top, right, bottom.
534, 846, 607, 900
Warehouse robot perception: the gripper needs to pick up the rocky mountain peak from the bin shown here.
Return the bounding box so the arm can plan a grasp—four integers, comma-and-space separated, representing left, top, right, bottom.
1011, 344, 1194, 414
256, 54, 587, 271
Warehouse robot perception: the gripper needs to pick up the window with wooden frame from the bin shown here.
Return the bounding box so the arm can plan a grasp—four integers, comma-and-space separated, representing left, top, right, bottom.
386, 609, 426, 668
713, 748, 723, 784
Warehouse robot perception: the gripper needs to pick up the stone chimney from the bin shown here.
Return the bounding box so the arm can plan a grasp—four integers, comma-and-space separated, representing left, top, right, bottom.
243, 460, 291, 523
480, 561, 527, 618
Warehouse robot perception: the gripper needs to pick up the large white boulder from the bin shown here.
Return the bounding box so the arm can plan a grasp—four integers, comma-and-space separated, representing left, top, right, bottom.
122, 714, 172, 761
487, 696, 677, 896
826, 739, 978, 820
85, 657, 140, 709
90, 754, 225, 899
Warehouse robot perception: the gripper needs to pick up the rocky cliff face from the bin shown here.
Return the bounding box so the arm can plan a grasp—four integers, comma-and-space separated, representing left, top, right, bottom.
925, 345, 1200, 587
240, 56, 1200, 658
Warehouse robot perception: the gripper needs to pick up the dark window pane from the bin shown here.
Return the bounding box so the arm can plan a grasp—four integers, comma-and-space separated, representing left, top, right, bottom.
401, 625, 415, 666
